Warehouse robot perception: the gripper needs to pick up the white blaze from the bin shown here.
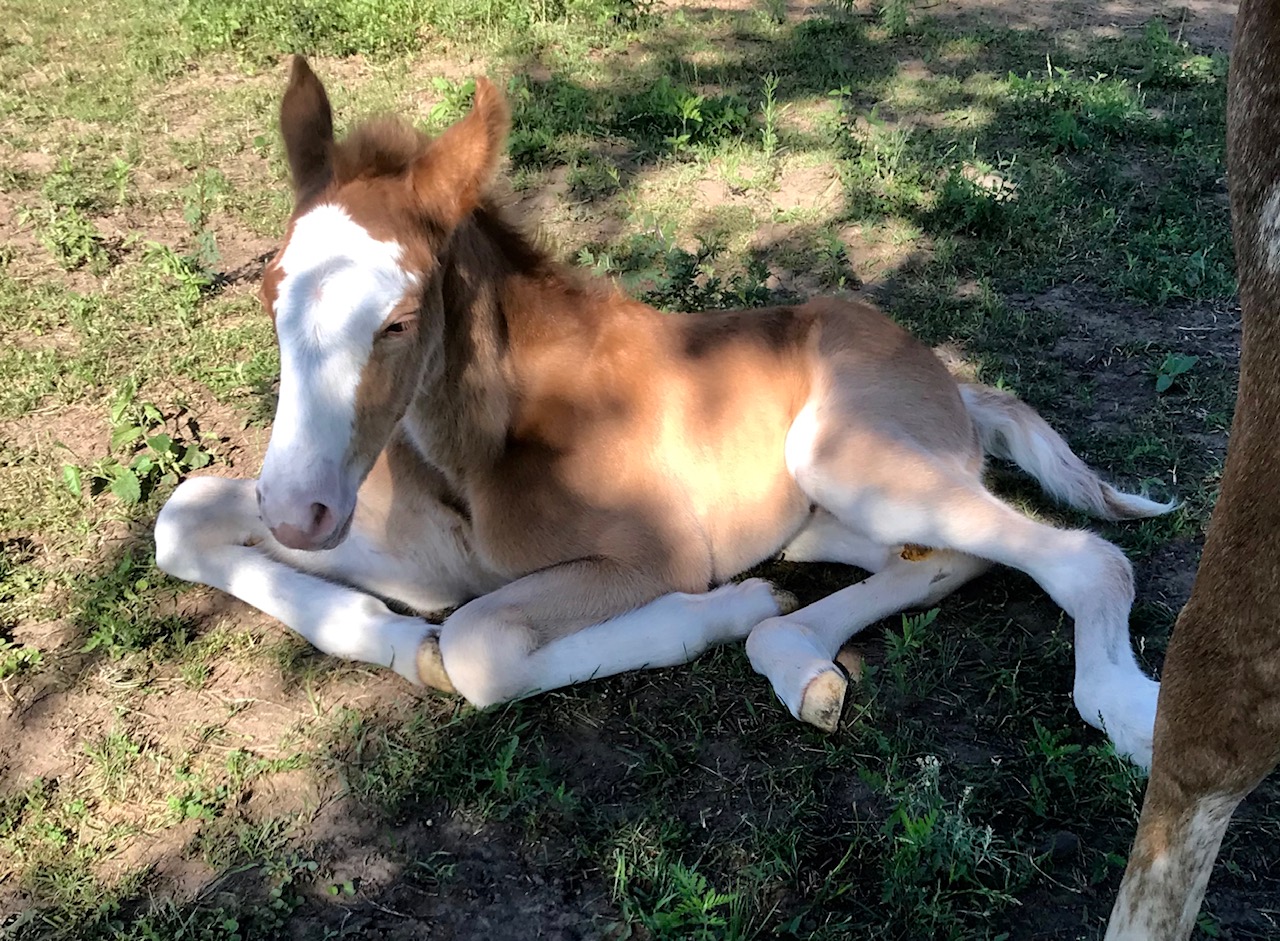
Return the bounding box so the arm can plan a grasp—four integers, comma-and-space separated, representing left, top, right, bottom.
1258, 181, 1280, 275
259, 204, 418, 532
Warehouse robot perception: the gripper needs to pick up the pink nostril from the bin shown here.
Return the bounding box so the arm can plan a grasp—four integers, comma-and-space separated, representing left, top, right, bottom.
270, 502, 339, 551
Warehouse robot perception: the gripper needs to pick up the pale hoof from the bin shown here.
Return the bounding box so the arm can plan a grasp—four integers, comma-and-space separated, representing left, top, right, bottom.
416, 633, 457, 694
771, 586, 801, 615
799, 667, 847, 733
835, 645, 865, 682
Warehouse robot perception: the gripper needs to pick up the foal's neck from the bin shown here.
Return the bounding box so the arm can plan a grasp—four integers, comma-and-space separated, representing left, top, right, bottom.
402, 204, 567, 485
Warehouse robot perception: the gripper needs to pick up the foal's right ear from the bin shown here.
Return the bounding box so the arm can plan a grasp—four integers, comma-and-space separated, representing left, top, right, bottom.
280, 56, 334, 197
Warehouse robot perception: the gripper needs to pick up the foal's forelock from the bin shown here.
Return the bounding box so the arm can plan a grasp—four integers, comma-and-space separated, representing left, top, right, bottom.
257, 202, 422, 550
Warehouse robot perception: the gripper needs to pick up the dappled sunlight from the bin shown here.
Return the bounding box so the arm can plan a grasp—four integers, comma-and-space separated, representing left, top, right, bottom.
0, 0, 1269, 937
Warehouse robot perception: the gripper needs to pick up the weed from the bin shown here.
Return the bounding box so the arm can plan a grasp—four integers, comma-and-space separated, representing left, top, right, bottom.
84, 726, 145, 801
32, 206, 112, 273
69, 387, 215, 506
880, 755, 1024, 933
613, 846, 738, 940
1155, 352, 1200, 392
74, 551, 193, 658
878, 0, 912, 38
760, 73, 782, 165
617, 77, 750, 156
0, 637, 43, 680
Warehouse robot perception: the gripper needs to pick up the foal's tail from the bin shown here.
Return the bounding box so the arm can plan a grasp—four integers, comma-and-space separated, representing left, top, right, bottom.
958, 383, 1176, 521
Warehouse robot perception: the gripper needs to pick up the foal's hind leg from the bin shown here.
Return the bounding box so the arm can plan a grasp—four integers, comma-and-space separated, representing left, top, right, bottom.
793, 446, 1159, 766
748, 547, 990, 731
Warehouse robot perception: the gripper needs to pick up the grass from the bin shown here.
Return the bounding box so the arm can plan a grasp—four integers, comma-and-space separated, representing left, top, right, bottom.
0, 0, 1274, 939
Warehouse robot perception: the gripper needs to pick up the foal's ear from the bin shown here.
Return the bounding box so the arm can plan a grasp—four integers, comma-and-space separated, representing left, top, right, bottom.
412, 78, 510, 227
280, 56, 335, 197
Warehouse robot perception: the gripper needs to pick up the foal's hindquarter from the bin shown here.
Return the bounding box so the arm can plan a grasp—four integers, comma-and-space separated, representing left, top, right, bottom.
156, 61, 1172, 767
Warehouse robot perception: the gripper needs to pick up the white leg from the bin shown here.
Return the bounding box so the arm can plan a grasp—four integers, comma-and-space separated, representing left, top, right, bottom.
794, 456, 1159, 766
781, 510, 897, 571
156, 476, 435, 682
439, 571, 791, 708
747, 549, 990, 731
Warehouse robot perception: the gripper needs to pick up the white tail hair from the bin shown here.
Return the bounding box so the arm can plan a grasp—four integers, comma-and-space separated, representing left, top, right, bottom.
959, 383, 1177, 521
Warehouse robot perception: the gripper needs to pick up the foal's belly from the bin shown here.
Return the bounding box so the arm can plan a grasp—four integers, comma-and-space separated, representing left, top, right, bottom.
702, 481, 813, 582
657, 405, 812, 582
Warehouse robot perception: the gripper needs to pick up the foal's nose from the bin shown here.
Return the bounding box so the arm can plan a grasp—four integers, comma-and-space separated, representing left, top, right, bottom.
268, 501, 339, 551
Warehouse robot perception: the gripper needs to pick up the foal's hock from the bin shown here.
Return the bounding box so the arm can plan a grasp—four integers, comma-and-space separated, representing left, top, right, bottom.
155, 58, 1174, 765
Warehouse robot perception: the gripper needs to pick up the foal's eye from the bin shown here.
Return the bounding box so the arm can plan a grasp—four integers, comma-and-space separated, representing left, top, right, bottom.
380, 314, 418, 338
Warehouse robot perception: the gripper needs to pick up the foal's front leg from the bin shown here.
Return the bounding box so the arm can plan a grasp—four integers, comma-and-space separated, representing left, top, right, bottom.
156, 476, 448, 684
436, 560, 796, 707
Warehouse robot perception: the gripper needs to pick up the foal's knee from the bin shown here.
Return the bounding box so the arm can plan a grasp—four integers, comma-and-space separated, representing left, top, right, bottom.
437, 603, 538, 708
1039, 532, 1135, 620
154, 477, 257, 581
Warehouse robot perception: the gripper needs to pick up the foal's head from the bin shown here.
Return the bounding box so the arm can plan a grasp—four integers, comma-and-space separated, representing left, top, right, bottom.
256, 58, 508, 550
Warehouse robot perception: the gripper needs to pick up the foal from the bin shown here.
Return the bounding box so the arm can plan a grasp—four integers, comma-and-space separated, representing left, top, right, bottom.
156, 59, 1173, 765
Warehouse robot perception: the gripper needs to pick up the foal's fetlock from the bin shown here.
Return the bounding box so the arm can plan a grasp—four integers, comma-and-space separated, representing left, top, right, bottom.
416, 632, 457, 694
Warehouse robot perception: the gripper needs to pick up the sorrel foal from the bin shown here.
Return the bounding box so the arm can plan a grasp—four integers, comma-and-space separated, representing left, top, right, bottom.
1105, 0, 1280, 935
156, 59, 1173, 764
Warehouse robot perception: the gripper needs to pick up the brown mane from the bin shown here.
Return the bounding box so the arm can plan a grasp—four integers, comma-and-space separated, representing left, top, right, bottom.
331, 114, 571, 287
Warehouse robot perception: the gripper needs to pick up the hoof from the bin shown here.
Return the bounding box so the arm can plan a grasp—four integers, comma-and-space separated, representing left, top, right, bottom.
416, 633, 457, 694
770, 586, 801, 615
799, 667, 847, 733
835, 645, 865, 682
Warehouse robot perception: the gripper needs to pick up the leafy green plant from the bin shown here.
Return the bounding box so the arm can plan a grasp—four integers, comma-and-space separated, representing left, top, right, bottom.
0, 638, 43, 680
882, 607, 939, 695
75, 551, 193, 658
20, 204, 111, 273
1154, 352, 1199, 392
760, 73, 781, 165
70, 390, 215, 506
877, 0, 912, 37
617, 77, 749, 155
427, 76, 479, 127
881, 756, 1023, 932
613, 849, 737, 940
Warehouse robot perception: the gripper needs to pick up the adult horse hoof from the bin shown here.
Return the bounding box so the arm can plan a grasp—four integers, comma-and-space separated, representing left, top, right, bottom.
417, 632, 457, 694
799, 666, 847, 733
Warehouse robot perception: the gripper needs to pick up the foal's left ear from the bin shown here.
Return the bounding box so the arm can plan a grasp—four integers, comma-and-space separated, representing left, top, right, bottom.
280, 56, 335, 197
412, 78, 510, 227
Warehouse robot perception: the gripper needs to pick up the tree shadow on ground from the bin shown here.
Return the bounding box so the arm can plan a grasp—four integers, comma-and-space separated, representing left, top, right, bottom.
4, 3, 1275, 940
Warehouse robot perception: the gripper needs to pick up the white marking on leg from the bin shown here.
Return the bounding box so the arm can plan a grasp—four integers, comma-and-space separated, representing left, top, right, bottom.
1259, 182, 1280, 274
157, 476, 430, 682
439, 578, 785, 708
1106, 793, 1242, 940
